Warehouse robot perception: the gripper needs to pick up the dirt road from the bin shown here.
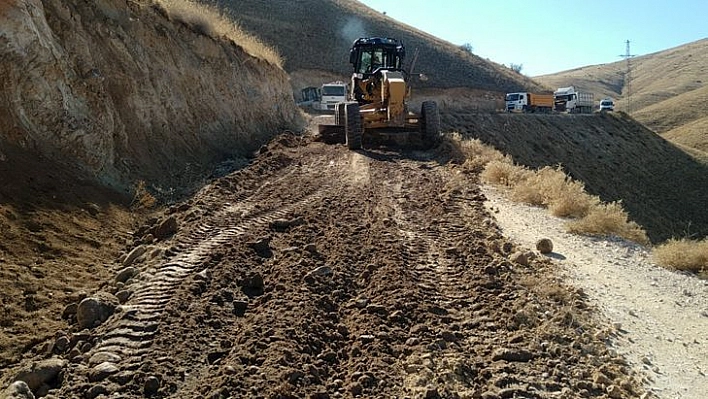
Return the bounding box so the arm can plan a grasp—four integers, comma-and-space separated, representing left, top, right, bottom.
483, 186, 708, 399
2, 134, 650, 398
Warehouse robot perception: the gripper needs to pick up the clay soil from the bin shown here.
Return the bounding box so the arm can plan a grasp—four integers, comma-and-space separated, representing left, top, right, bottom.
1, 130, 649, 398
0, 143, 134, 368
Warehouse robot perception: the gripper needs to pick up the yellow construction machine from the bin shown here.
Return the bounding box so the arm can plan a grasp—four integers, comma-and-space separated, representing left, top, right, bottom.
319, 37, 440, 149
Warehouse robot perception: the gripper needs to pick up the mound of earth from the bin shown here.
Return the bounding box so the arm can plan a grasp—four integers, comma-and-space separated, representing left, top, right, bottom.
1, 0, 301, 195
2, 133, 645, 398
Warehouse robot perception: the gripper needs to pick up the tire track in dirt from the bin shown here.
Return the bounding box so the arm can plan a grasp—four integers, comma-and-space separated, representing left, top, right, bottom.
35, 136, 648, 398
57, 139, 339, 396
381, 162, 487, 397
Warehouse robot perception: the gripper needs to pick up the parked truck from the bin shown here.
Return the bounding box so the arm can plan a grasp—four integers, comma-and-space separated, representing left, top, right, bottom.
553, 86, 594, 113
505, 92, 554, 113
297, 81, 349, 112
316, 81, 348, 111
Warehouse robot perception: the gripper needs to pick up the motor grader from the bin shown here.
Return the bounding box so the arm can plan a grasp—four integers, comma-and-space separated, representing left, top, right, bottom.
319, 37, 440, 149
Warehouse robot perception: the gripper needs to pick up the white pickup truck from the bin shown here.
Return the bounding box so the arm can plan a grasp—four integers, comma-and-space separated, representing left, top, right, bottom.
599, 98, 615, 112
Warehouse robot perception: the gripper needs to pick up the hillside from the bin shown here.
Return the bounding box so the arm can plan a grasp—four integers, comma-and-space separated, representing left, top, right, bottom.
199, 0, 543, 96
442, 112, 708, 243
535, 39, 708, 152
0, 0, 302, 196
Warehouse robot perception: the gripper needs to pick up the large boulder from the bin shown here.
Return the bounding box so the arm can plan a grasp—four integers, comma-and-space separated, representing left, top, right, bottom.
13, 357, 66, 394
3, 381, 35, 399
76, 293, 118, 329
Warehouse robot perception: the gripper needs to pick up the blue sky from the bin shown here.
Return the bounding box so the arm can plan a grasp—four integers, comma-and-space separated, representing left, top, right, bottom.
358, 0, 708, 76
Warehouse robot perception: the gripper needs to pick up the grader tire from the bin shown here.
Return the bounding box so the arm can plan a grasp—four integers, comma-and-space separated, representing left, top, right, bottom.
420, 101, 440, 148
345, 102, 362, 150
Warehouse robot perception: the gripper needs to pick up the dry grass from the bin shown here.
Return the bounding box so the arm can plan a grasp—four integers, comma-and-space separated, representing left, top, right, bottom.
653, 238, 708, 273
474, 138, 649, 245
480, 159, 531, 187
566, 202, 649, 245
439, 134, 507, 167
510, 166, 599, 218
153, 0, 283, 67
131, 180, 157, 211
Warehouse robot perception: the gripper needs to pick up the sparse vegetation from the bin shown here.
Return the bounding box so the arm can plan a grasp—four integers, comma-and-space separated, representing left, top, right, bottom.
509, 63, 523, 74
153, 0, 283, 67
480, 158, 531, 187
131, 180, 157, 210
469, 136, 649, 244
566, 201, 649, 245
509, 165, 599, 218
439, 134, 506, 168
459, 43, 474, 54
653, 238, 708, 274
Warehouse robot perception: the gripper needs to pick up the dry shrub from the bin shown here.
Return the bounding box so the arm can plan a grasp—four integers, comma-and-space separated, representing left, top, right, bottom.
547, 182, 599, 219
510, 166, 599, 218
131, 180, 157, 210
480, 159, 531, 187
438, 134, 506, 168
153, 0, 283, 67
566, 201, 649, 245
473, 138, 649, 245
458, 137, 507, 169
436, 133, 470, 164
652, 238, 708, 273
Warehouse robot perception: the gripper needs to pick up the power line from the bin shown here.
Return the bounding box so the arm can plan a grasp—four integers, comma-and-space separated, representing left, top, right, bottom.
618, 40, 636, 114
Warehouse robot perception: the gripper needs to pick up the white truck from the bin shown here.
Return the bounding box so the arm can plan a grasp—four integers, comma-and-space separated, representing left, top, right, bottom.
599, 98, 615, 112
553, 86, 594, 114
297, 81, 349, 112
505, 92, 554, 113
314, 81, 348, 111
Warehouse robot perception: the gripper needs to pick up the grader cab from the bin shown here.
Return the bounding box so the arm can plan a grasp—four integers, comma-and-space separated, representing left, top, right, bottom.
320, 37, 440, 150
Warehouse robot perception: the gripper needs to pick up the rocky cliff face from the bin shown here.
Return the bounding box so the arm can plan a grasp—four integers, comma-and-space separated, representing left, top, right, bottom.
0, 0, 302, 195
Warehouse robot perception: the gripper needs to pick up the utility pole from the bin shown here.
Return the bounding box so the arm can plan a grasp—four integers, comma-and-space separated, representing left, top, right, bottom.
619, 40, 636, 114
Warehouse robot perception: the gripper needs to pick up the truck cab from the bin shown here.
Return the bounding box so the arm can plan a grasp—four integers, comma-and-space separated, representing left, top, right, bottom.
505, 92, 527, 112
554, 86, 594, 114
505, 92, 553, 113
316, 82, 348, 111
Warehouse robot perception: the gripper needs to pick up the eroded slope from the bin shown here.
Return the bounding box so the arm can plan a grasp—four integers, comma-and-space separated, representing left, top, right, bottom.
0, 0, 301, 194
443, 112, 708, 243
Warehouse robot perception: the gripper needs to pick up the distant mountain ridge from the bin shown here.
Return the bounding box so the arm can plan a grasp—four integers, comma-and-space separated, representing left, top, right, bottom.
535, 39, 708, 153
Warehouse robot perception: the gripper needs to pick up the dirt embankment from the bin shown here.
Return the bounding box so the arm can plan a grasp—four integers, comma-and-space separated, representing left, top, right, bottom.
443, 112, 708, 243
0, 0, 302, 195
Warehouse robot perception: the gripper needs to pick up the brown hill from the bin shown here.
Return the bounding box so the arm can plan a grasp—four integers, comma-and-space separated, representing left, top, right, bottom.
535, 39, 708, 152
201, 0, 543, 95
